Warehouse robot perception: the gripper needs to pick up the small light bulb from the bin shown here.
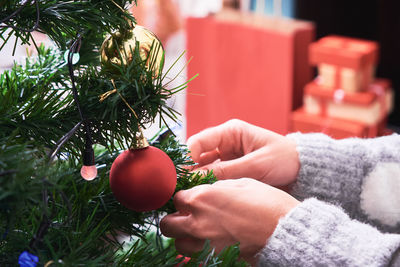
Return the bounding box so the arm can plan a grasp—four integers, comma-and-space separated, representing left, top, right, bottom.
80, 165, 97, 181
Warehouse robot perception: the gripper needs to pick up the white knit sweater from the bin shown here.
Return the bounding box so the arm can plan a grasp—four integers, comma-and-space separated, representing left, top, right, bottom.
257, 133, 400, 266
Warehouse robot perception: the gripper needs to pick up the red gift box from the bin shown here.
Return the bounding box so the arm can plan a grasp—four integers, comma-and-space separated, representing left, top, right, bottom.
303, 78, 393, 134
309, 35, 379, 92
186, 10, 315, 138
291, 108, 387, 139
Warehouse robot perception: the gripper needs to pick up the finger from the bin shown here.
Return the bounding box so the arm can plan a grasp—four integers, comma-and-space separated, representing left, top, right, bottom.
212, 177, 252, 187
173, 189, 193, 213
186, 122, 238, 163
201, 151, 265, 180
160, 213, 193, 238
175, 238, 205, 256
186, 128, 223, 163
173, 183, 213, 212
197, 149, 220, 167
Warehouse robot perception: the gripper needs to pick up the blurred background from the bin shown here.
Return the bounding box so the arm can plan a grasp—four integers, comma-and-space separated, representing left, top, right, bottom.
296, 0, 400, 128
2, 0, 399, 140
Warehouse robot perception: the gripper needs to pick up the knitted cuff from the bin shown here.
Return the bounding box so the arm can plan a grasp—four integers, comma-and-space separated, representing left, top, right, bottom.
257, 198, 400, 267
286, 133, 367, 213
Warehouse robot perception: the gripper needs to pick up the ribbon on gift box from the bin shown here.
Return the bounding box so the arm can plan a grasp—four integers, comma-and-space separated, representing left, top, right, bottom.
366, 81, 388, 137
334, 65, 342, 90
332, 64, 372, 92
369, 82, 387, 117
318, 88, 345, 135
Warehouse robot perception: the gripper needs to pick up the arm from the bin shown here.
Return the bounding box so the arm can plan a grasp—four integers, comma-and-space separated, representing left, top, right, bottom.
257, 198, 400, 267
288, 133, 400, 232
160, 178, 400, 266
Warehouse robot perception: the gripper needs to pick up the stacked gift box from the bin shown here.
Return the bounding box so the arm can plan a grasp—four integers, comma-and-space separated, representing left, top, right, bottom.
291, 35, 394, 139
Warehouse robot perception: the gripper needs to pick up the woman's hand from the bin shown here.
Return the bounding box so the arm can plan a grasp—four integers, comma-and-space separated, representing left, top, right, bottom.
160, 178, 300, 265
187, 119, 300, 187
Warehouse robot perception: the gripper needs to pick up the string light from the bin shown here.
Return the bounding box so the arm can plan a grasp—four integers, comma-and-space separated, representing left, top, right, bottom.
66, 35, 97, 181
80, 143, 97, 181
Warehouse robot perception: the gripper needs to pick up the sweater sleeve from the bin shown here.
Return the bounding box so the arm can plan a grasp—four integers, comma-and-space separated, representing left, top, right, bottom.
257, 198, 400, 267
286, 132, 400, 233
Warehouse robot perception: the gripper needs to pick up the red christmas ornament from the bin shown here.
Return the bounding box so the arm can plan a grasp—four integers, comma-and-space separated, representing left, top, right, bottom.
109, 146, 177, 212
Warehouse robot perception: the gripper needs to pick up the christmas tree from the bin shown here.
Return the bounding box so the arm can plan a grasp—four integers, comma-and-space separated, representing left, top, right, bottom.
0, 1, 246, 266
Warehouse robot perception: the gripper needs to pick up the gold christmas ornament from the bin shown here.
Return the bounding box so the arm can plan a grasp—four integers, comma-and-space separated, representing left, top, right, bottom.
100, 25, 164, 76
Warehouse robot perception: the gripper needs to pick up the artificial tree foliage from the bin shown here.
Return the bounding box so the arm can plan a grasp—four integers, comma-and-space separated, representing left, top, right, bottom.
0, 1, 248, 266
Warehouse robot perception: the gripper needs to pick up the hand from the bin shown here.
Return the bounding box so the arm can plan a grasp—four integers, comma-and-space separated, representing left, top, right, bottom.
187, 119, 300, 187
160, 178, 300, 265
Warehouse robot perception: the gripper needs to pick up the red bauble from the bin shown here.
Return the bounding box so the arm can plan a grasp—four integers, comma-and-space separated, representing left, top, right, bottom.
109, 146, 177, 212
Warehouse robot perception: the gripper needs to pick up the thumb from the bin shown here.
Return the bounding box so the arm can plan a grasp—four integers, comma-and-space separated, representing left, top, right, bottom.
202, 152, 266, 180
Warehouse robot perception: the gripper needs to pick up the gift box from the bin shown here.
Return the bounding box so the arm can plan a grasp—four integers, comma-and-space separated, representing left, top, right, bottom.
303, 78, 393, 132
291, 108, 387, 139
186, 10, 315, 137
309, 35, 379, 92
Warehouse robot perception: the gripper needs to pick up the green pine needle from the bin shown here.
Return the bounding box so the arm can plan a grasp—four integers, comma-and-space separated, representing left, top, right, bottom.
0, 0, 248, 265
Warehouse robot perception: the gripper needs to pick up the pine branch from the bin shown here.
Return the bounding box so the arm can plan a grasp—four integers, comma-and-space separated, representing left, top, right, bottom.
0, 1, 247, 265
0, 127, 241, 265
0, 45, 182, 161
0, 1, 136, 51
